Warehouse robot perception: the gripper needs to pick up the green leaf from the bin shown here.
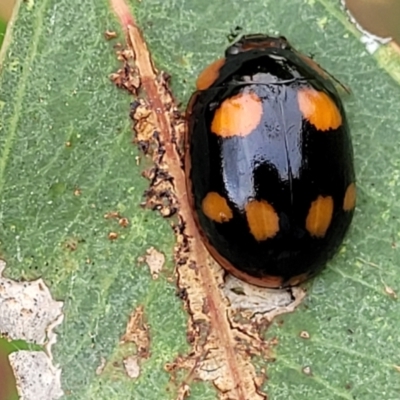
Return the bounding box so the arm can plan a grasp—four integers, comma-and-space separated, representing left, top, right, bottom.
1, 0, 400, 399
0, 0, 188, 398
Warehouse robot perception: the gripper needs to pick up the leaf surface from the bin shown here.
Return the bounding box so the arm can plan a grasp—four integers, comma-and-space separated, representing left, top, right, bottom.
0, 0, 400, 399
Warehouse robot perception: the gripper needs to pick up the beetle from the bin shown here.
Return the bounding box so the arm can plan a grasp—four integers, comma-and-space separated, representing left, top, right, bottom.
185, 34, 355, 288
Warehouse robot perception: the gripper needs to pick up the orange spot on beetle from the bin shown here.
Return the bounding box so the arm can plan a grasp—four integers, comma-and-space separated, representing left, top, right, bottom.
297, 88, 342, 131
211, 92, 263, 138
196, 58, 226, 90
343, 182, 356, 211
306, 195, 334, 238
245, 199, 279, 241
202, 192, 233, 223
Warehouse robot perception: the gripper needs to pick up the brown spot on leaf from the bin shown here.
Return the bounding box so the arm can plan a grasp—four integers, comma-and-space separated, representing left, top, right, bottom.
300, 330, 310, 339
121, 305, 150, 359
108, 232, 118, 240
119, 217, 129, 227
99, 307, 151, 381
302, 366, 312, 376
104, 30, 118, 40
63, 237, 78, 251
104, 212, 129, 227
104, 211, 121, 219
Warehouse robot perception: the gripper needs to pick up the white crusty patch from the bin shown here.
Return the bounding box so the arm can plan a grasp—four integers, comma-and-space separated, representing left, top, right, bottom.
144, 247, 165, 279
0, 259, 64, 399
123, 355, 141, 379
9, 351, 63, 400
0, 259, 64, 353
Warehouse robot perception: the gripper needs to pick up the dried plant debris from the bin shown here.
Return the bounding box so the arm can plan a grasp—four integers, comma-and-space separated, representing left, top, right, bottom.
9, 351, 63, 400
110, 1, 305, 398
0, 259, 64, 399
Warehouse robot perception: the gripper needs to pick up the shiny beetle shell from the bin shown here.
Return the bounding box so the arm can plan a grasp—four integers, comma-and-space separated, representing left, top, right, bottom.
185, 34, 356, 288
